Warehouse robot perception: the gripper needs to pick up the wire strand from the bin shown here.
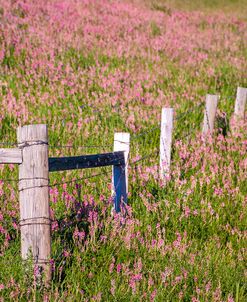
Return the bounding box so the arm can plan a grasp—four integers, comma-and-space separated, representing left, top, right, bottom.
174, 102, 204, 122
49, 169, 112, 187
0, 142, 18, 147
49, 144, 112, 149
130, 149, 159, 166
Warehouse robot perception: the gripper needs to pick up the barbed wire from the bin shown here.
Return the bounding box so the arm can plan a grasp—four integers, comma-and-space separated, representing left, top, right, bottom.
113, 101, 205, 144
219, 95, 235, 99
0, 248, 70, 265
0, 141, 17, 147
0, 170, 111, 187
175, 129, 194, 141
130, 149, 159, 167
50, 169, 112, 187
0, 99, 206, 149
0, 149, 159, 186
174, 101, 204, 122
0, 178, 19, 182
0, 92, 241, 265
0, 141, 112, 149
0, 111, 200, 186
131, 125, 160, 140
49, 144, 112, 149
0, 99, 213, 187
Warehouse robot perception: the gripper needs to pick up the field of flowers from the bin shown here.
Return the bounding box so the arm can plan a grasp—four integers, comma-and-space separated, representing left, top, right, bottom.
0, 0, 246, 301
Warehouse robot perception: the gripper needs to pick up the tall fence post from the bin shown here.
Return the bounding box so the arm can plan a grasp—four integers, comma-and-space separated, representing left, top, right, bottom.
159, 108, 173, 181
234, 87, 247, 121
112, 132, 130, 213
202, 94, 219, 135
17, 124, 51, 284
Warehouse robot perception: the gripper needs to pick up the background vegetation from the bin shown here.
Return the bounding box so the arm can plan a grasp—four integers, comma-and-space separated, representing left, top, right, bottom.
0, 0, 246, 301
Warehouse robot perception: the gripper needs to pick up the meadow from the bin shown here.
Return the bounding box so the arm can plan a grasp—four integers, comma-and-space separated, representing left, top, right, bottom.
0, 0, 246, 301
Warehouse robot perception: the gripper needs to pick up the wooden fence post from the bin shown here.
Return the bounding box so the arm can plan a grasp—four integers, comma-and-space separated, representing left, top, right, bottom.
159, 108, 173, 181
17, 124, 51, 284
234, 87, 247, 121
202, 94, 219, 135
112, 132, 130, 213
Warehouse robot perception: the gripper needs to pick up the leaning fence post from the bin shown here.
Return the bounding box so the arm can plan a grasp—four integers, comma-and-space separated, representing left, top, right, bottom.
202, 94, 219, 135
159, 108, 173, 181
233, 87, 247, 121
112, 132, 130, 213
17, 124, 51, 284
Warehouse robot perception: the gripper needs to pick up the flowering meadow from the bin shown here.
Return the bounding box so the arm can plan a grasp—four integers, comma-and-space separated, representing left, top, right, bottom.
0, 0, 247, 301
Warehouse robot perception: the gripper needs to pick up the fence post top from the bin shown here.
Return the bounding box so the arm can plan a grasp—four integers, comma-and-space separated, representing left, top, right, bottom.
237, 86, 247, 91
161, 107, 173, 111
17, 124, 47, 130
114, 132, 130, 136
236, 87, 247, 98
114, 133, 130, 141
206, 94, 219, 98
161, 108, 174, 121
17, 124, 48, 143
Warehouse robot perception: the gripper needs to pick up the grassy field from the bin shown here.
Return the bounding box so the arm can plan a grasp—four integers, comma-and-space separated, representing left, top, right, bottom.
0, 0, 246, 301
147, 0, 247, 17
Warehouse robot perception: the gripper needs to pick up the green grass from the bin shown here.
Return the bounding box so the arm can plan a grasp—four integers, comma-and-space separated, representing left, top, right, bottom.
0, 1, 246, 300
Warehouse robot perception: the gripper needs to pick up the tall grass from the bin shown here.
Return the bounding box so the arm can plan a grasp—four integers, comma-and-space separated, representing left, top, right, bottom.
0, 0, 246, 301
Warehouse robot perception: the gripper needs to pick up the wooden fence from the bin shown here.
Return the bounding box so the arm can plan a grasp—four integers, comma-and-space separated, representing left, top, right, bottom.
0, 86, 246, 284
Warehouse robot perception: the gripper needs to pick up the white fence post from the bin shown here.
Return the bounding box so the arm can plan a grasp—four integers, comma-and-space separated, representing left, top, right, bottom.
159, 108, 173, 181
17, 124, 51, 284
234, 87, 247, 121
202, 94, 219, 135
112, 132, 130, 213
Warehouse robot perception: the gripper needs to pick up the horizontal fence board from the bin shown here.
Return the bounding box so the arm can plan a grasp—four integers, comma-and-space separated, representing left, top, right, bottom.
0, 148, 22, 164
49, 151, 125, 172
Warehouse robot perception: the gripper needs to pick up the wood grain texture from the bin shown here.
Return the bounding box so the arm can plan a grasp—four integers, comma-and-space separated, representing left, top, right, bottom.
0, 148, 22, 164
234, 87, 247, 120
17, 124, 51, 284
112, 133, 130, 213
159, 108, 173, 181
202, 94, 219, 135
49, 151, 125, 172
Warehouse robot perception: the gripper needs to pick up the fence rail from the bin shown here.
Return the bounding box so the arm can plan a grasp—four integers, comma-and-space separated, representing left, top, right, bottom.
0, 148, 22, 164
0, 86, 246, 285
49, 151, 125, 172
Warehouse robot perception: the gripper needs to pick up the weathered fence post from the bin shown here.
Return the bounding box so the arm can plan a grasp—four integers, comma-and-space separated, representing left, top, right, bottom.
234, 87, 247, 121
112, 132, 130, 213
202, 94, 219, 135
159, 108, 173, 181
17, 124, 51, 284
